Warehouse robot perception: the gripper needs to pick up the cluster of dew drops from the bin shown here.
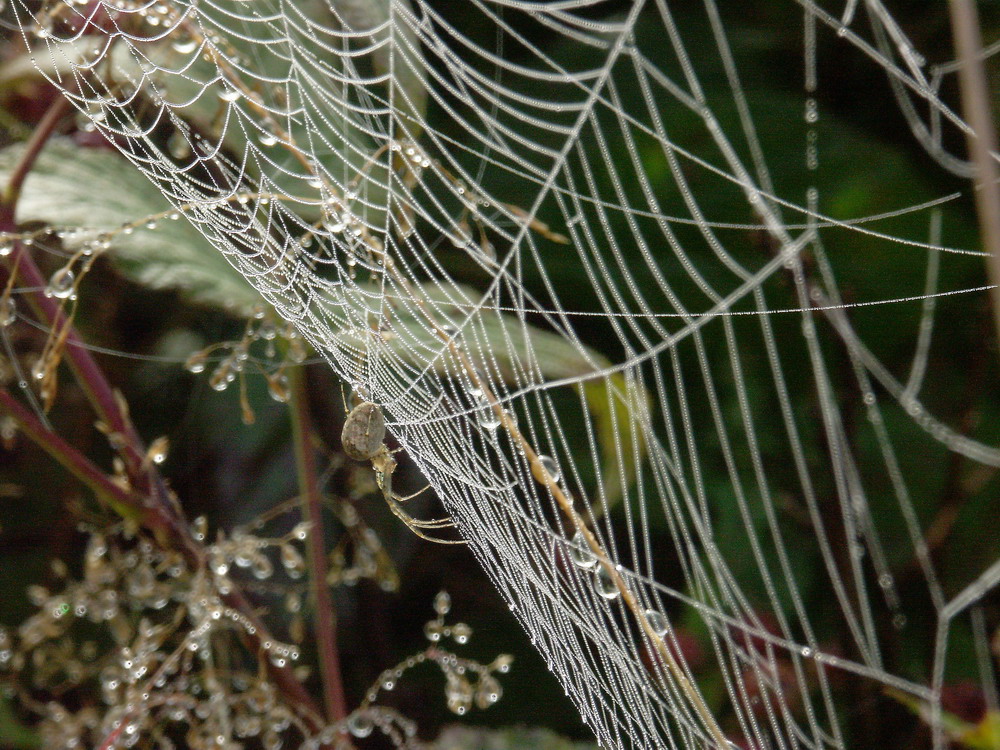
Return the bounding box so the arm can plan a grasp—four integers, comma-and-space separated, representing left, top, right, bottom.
0, 524, 312, 750
183, 304, 303, 410
359, 591, 513, 724
566, 527, 670, 641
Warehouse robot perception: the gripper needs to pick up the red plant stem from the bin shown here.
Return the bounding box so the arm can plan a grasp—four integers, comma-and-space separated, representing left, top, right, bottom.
0, 97, 152, 494
289, 365, 348, 723
2, 91, 71, 207
948, 0, 1000, 351
0, 388, 148, 516
1, 94, 328, 732
1, 238, 148, 473
96, 720, 126, 750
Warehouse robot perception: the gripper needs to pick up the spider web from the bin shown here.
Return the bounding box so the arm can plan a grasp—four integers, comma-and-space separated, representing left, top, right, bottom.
11, 0, 1000, 748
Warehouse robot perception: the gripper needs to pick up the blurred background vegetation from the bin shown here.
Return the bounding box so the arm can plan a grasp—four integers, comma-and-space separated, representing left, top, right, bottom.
1, 1, 999, 748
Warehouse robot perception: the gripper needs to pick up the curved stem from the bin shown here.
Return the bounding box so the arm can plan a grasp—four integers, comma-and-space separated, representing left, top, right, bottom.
0, 93, 327, 733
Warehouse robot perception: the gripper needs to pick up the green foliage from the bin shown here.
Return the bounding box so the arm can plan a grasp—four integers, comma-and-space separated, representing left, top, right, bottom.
0, 138, 264, 315
0, 696, 39, 749
0, 135, 647, 509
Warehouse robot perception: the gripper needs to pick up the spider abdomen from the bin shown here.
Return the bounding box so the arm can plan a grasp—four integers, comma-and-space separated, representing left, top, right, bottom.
342, 401, 386, 461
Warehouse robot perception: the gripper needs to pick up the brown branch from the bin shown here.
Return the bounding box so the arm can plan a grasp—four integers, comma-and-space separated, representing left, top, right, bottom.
289, 364, 348, 723
1, 92, 71, 208
0, 387, 150, 519
0, 94, 327, 733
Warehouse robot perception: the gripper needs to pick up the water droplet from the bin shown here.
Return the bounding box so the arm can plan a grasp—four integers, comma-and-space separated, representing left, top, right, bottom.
475, 393, 501, 431
184, 352, 207, 374
0, 297, 16, 327
218, 86, 242, 103
476, 675, 502, 708
45, 267, 75, 299
434, 590, 451, 615
171, 38, 198, 54
75, 110, 96, 133
258, 131, 278, 147
280, 544, 304, 578
594, 566, 619, 600
569, 531, 597, 569
347, 713, 373, 738
644, 609, 669, 636
804, 97, 819, 124
451, 622, 472, 644
267, 372, 290, 403
538, 454, 560, 483
193, 516, 208, 541
423, 620, 444, 642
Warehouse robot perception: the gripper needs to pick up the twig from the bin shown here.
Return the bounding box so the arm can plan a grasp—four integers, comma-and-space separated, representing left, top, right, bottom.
948, 0, 1000, 352
1, 92, 70, 208
0, 106, 152, 494
289, 365, 348, 723
0, 388, 148, 519
0, 94, 327, 733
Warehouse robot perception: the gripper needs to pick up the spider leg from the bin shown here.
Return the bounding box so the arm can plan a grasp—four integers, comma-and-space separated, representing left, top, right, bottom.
394, 484, 430, 502
383, 491, 455, 528
384, 494, 464, 545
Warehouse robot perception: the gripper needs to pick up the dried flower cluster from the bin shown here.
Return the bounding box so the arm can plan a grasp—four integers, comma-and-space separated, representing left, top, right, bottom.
0, 520, 511, 749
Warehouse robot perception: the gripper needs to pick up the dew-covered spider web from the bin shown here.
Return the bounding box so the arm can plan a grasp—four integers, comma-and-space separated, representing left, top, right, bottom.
10, 0, 1000, 748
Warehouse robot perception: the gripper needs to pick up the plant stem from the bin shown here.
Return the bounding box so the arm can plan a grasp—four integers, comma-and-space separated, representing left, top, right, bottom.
0, 388, 147, 516
1, 93, 70, 207
948, 0, 1000, 351
289, 365, 348, 723
0, 98, 153, 494
0, 94, 328, 732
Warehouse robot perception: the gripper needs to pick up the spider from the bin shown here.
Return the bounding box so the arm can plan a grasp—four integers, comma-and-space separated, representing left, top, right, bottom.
341, 401, 463, 544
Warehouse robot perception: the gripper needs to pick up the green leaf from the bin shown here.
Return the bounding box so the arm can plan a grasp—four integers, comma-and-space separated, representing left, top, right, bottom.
961, 711, 1000, 750
0, 138, 265, 315
886, 689, 1000, 749
583, 373, 647, 514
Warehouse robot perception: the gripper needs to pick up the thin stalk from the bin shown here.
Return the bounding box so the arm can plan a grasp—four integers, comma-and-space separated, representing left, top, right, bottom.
0, 98, 151, 487
948, 0, 1000, 350
1, 93, 70, 207
0, 95, 327, 732
0, 388, 147, 515
288, 365, 348, 723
